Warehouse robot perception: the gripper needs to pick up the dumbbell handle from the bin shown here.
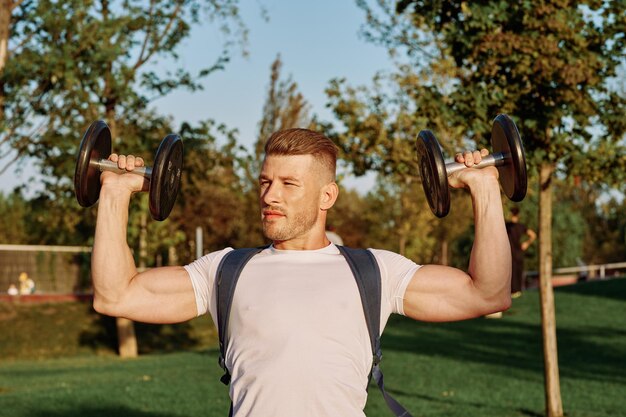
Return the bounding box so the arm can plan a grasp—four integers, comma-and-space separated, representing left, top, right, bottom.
92, 159, 153, 178
445, 152, 507, 176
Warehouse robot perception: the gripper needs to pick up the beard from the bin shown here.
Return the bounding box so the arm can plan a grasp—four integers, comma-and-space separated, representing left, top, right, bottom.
262, 205, 319, 241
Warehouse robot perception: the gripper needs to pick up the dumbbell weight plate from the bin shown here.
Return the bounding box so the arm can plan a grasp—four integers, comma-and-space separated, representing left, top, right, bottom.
491, 114, 527, 202
74, 120, 111, 207
416, 130, 450, 218
149, 134, 183, 221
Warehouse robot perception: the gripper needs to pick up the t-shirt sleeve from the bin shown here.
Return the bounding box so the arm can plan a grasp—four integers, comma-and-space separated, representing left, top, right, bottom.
183, 248, 233, 317
369, 249, 421, 330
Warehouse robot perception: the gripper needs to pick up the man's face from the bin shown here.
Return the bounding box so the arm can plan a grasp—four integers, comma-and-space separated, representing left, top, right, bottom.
259, 154, 326, 242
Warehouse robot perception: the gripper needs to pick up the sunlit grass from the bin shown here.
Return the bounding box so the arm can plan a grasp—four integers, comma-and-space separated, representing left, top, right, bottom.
0, 277, 624, 417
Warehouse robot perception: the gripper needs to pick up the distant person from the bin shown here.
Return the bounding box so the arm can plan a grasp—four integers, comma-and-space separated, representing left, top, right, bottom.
506, 207, 536, 297
325, 225, 344, 246
18, 272, 35, 295
7, 284, 19, 296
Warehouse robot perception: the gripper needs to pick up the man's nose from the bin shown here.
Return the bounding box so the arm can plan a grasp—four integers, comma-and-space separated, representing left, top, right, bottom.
261, 182, 281, 205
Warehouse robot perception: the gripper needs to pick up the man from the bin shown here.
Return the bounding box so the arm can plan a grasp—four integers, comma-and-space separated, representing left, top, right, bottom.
92, 128, 511, 417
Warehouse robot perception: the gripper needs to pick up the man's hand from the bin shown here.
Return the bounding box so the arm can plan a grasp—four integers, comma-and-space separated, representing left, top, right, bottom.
448, 149, 499, 189
100, 154, 149, 194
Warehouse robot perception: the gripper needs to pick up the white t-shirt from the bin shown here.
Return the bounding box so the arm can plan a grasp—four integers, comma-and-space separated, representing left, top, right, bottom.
184, 243, 420, 417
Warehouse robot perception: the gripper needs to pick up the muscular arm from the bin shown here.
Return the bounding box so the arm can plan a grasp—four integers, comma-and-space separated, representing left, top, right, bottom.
403, 159, 512, 322
92, 158, 197, 324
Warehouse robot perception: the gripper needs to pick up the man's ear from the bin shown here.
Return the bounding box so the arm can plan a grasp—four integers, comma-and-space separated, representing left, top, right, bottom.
320, 182, 339, 211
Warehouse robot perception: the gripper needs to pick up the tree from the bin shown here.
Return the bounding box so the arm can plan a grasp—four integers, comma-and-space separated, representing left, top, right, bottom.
347, 1, 625, 415
0, 189, 27, 243
0, 0, 250, 242
255, 55, 312, 160
0, 1, 22, 121
0, 0, 251, 207
1, 0, 250, 359
172, 119, 263, 259
326, 71, 474, 263
257, 55, 311, 138
0, 0, 46, 176
222, 54, 315, 250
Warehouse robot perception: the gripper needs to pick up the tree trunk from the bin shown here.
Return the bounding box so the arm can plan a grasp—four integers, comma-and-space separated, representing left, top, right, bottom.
115, 211, 146, 359
168, 245, 178, 266
538, 161, 563, 417
116, 318, 138, 358
0, 2, 8, 71
0, 1, 11, 121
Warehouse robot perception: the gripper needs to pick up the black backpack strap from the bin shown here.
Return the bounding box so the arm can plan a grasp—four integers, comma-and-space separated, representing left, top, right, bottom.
216, 247, 266, 385
337, 246, 414, 417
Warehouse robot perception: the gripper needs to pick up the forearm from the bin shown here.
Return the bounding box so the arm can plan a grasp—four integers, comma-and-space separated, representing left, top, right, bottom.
467, 178, 512, 307
92, 187, 138, 311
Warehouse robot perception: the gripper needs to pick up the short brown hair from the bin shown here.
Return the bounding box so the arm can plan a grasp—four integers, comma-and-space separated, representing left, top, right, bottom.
264, 128, 338, 179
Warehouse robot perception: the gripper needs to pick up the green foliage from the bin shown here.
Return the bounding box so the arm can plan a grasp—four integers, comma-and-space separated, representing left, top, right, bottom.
325, 71, 480, 263
1, 0, 247, 168
590, 196, 626, 263
326, 186, 372, 248
0, 0, 253, 255
251, 54, 314, 210
0, 190, 28, 243
510, 176, 588, 270
256, 55, 312, 160
360, 0, 625, 179
171, 119, 263, 259
12, 0, 246, 178
327, 0, 625, 270
2, 1, 247, 188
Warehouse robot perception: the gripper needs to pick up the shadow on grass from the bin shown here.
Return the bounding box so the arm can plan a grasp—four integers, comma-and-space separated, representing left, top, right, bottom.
381, 288, 626, 385
556, 276, 626, 302
78, 303, 202, 354
383, 387, 543, 417
28, 406, 181, 417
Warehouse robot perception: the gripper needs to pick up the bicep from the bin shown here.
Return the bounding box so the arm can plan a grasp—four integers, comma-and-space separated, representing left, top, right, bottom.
107, 266, 198, 324
402, 265, 487, 322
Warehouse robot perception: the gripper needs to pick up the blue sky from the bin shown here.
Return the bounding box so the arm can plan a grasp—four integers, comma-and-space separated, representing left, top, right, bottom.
0, 0, 389, 193
156, 0, 392, 146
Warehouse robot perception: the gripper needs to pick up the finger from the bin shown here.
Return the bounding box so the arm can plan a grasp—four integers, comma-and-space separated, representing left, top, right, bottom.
455, 153, 464, 163
117, 155, 127, 170
480, 148, 489, 157
473, 150, 482, 164
109, 153, 119, 162
126, 155, 136, 171
135, 157, 145, 167
463, 150, 473, 167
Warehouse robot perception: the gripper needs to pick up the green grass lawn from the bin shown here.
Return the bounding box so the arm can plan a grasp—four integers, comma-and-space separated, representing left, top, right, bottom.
0, 277, 624, 417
